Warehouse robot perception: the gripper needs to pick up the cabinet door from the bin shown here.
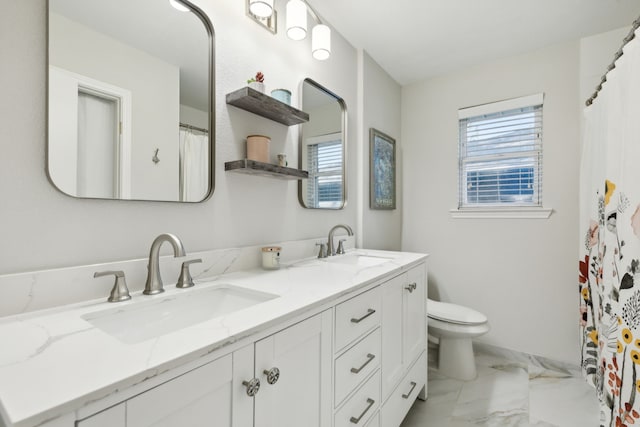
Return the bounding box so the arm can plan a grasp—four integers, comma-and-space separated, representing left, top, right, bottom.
127, 353, 235, 427
380, 273, 405, 399
403, 264, 426, 365
254, 310, 332, 427
76, 404, 125, 427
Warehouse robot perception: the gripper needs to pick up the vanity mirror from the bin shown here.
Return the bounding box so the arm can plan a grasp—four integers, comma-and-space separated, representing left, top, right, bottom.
47, 0, 214, 202
298, 79, 347, 209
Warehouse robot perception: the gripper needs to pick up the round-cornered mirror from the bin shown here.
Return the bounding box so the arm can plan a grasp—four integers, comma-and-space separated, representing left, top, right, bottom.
298, 78, 347, 209
47, 0, 215, 202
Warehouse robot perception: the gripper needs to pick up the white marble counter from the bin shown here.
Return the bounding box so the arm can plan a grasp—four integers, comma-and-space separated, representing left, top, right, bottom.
0, 247, 427, 427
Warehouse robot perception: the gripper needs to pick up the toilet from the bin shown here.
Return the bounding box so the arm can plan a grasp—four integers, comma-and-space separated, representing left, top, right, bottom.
427, 298, 490, 381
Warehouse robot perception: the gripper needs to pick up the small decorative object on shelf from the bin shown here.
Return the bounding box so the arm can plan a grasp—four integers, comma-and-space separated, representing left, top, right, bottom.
261, 246, 281, 270
247, 71, 265, 93
246, 135, 270, 163
271, 88, 291, 105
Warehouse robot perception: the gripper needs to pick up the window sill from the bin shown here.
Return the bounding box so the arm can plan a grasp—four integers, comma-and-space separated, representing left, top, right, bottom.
449, 207, 553, 219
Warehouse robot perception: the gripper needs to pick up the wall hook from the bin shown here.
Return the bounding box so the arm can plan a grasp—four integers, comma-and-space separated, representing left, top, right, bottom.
152, 149, 160, 164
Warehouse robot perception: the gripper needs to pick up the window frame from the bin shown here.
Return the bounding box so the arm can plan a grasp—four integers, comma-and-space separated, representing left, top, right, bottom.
452, 93, 552, 219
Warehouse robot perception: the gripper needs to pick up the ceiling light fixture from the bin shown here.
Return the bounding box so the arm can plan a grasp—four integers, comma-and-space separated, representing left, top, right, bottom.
249, 0, 274, 18
286, 0, 307, 41
169, 0, 190, 12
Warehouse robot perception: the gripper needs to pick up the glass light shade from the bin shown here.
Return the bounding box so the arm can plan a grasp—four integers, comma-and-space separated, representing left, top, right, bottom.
249, 0, 274, 18
286, 0, 307, 41
169, 0, 190, 12
312, 24, 331, 60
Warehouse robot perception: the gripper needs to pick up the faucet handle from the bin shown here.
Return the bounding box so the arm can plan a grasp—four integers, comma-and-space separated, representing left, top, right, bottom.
336, 239, 347, 255
94, 270, 131, 303
316, 242, 328, 259
176, 258, 202, 288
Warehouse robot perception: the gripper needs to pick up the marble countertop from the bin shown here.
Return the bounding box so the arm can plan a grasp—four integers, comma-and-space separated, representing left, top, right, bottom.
0, 249, 426, 427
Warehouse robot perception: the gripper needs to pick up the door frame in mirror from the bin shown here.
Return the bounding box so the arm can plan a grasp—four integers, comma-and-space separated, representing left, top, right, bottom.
297, 78, 347, 210
45, 0, 216, 203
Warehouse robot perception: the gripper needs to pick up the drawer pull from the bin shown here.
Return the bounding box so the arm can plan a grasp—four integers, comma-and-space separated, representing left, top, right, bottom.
404, 283, 417, 293
349, 398, 375, 424
242, 378, 260, 397
402, 381, 417, 399
263, 367, 280, 385
350, 309, 376, 324
350, 353, 375, 374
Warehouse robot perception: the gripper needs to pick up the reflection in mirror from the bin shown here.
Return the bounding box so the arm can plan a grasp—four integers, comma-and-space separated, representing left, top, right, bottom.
298, 79, 347, 209
47, 0, 214, 202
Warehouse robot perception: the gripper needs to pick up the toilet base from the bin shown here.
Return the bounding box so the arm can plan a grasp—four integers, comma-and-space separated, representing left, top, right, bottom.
438, 337, 477, 381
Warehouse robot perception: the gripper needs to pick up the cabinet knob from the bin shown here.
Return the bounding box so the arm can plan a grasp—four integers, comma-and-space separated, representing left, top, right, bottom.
404, 282, 417, 293
263, 367, 280, 385
242, 378, 261, 396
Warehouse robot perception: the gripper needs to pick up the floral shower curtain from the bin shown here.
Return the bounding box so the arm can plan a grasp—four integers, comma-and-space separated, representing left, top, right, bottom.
580, 26, 640, 427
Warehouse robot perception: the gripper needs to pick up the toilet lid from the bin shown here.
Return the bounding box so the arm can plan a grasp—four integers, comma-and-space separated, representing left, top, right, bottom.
427, 299, 487, 325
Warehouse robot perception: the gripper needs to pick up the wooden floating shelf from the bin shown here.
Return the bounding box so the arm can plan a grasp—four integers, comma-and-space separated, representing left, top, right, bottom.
226, 87, 309, 126
225, 159, 309, 180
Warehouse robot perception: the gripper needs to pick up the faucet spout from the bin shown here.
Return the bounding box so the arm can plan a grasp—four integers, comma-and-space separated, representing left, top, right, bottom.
327, 224, 354, 256
143, 233, 186, 295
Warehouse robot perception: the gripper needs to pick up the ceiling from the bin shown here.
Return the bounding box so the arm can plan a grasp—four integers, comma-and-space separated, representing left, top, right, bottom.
311, 0, 640, 85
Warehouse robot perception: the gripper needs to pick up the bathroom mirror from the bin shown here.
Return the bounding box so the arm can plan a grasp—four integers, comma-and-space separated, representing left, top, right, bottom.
298, 79, 347, 209
47, 0, 214, 202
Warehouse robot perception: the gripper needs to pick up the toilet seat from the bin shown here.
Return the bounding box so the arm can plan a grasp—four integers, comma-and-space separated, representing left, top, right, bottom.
428, 299, 487, 325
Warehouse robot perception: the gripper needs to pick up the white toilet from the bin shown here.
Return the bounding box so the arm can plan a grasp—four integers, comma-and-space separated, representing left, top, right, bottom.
427, 298, 490, 381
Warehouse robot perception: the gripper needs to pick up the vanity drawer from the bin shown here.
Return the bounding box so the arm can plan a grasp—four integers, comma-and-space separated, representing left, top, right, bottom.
335, 328, 381, 406
381, 351, 426, 427
335, 370, 380, 427
364, 412, 380, 427
335, 287, 381, 351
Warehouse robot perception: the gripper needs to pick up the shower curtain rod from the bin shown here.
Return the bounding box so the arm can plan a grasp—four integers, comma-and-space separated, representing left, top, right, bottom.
179, 122, 208, 134
586, 16, 640, 106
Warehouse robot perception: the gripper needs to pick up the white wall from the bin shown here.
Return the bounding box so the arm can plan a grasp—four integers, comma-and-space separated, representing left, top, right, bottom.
361, 51, 402, 250
402, 41, 581, 363
0, 0, 358, 275
49, 13, 180, 200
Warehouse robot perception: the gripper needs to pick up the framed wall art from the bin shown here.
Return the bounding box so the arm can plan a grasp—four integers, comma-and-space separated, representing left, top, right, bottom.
370, 128, 396, 210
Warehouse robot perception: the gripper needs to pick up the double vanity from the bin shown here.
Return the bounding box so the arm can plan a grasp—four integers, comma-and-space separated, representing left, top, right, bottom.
0, 239, 427, 427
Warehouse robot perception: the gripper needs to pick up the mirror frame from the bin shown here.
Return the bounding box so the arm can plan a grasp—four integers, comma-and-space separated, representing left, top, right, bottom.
45, 0, 216, 203
297, 78, 348, 210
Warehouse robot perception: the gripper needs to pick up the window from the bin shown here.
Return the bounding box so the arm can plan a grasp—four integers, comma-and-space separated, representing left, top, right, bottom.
458, 94, 543, 210
306, 133, 343, 208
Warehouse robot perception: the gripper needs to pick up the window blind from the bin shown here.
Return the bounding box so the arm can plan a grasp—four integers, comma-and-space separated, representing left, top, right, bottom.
307, 138, 342, 208
458, 101, 543, 208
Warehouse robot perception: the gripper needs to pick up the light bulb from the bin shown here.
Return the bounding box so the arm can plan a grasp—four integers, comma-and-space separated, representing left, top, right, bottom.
249, 0, 274, 18
312, 24, 331, 60
286, 0, 307, 41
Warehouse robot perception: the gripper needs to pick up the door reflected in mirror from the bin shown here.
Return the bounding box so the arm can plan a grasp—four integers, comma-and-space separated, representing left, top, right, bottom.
298, 79, 347, 209
47, 0, 214, 202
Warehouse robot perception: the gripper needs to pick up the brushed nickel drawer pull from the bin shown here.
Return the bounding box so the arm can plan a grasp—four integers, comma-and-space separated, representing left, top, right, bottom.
350, 353, 375, 374
404, 282, 417, 293
402, 381, 417, 399
350, 309, 375, 324
349, 398, 375, 424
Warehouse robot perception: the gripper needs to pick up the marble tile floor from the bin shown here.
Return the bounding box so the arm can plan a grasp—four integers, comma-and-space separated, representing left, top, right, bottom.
401, 346, 599, 427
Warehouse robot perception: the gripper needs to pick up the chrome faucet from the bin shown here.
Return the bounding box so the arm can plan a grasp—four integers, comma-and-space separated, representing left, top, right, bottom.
143, 233, 186, 295
327, 224, 354, 256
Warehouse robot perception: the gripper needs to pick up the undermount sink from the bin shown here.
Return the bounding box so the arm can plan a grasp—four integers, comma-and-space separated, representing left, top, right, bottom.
82, 284, 278, 344
325, 253, 394, 267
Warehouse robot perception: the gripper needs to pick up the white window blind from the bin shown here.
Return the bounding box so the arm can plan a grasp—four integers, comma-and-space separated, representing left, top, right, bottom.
306, 133, 342, 208
458, 95, 543, 208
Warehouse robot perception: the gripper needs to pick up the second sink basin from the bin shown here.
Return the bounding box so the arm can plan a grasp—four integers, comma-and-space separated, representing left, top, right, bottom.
82, 284, 278, 344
